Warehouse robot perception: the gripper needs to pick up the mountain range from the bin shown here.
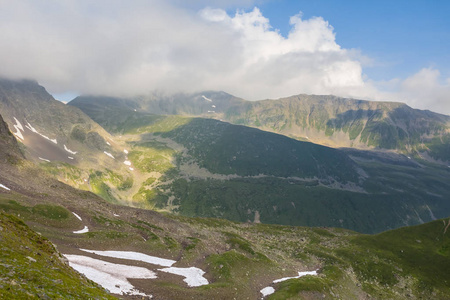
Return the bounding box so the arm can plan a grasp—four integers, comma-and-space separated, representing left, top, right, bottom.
0, 79, 449, 299
1, 78, 449, 235
71, 91, 450, 162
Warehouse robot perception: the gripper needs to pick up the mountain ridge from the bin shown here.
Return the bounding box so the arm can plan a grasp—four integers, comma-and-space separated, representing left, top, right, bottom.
70, 91, 450, 163
1, 79, 449, 234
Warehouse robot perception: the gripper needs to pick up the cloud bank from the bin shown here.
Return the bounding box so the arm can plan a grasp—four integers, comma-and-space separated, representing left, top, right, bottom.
0, 0, 448, 114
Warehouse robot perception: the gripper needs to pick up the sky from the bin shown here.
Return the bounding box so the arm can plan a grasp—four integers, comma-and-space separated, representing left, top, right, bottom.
0, 0, 449, 115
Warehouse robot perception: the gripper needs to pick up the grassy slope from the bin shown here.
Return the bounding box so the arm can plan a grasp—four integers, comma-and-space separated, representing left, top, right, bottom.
1, 192, 449, 299
0, 212, 114, 299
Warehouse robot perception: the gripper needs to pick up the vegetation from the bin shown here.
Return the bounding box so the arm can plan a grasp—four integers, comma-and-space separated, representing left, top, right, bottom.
0, 212, 114, 299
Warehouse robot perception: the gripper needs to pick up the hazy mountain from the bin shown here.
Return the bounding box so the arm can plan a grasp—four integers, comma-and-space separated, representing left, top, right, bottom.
0, 78, 123, 164
0, 79, 136, 204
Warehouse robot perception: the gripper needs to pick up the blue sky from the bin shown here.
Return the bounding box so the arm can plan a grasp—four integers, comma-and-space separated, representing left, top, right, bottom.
256, 0, 450, 81
0, 0, 449, 114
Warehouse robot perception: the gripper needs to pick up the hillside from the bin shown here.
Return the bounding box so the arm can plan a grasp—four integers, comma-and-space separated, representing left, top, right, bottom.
1, 79, 448, 233
1, 110, 450, 299
0, 212, 114, 299
67, 97, 450, 233
0, 78, 127, 165
71, 92, 450, 162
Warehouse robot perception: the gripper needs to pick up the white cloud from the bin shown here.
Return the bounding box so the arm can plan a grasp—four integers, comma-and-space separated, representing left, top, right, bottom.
390, 68, 450, 114
0, 1, 448, 115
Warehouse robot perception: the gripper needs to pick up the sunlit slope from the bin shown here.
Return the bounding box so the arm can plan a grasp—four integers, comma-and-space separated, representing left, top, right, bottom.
58, 107, 450, 233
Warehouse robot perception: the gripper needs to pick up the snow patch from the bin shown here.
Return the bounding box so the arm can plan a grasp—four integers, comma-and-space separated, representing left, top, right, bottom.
202, 95, 212, 102
158, 267, 208, 287
273, 270, 318, 283
207, 110, 215, 113
13, 117, 24, 131
104, 151, 115, 159
260, 286, 275, 297
79, 249, 176, 267
211, 105, 216, 108
26, 122, 57, 144
113, 213, 120, 217
64, 144, 77, 155
72, 212, 82, 221
129, 167, 134, 171
124, 149, 129, 154
38, 157, 50, 162
12, 117, 25, 141
68, 156, 74, 160
124, 160, 132, 166
0, 184, 11, 191
64, 255, 155, 297
106, 141, 111, 146
73, 226, 89, 234
260, 270, 319, 298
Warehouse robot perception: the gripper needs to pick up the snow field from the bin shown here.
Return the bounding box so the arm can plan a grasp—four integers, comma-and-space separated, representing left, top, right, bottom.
158, 267, 208, 287
65, 255, 155, 297
79, 249, 176, 267
65, 249, 210, 295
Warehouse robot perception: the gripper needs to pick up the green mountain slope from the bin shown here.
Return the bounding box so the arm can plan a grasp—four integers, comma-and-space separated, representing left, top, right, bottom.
71, 92, 450, 162
59, 105, 450, 233
1, 112, 450, 298
0, 212, 114, 299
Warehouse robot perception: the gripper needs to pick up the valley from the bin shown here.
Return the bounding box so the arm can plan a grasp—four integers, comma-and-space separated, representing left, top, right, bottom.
0, 78, 450, 299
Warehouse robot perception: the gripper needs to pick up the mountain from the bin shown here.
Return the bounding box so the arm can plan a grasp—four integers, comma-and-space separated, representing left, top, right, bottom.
0, 78, 121, 163
0, 78, 137, 204
68, 92, 450, 233
1, 78, 449, 233
71, 92, 450, 162
1, 108, 450, 299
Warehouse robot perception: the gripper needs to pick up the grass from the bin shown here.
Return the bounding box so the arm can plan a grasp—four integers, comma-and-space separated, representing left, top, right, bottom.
0, 212, 114, 299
